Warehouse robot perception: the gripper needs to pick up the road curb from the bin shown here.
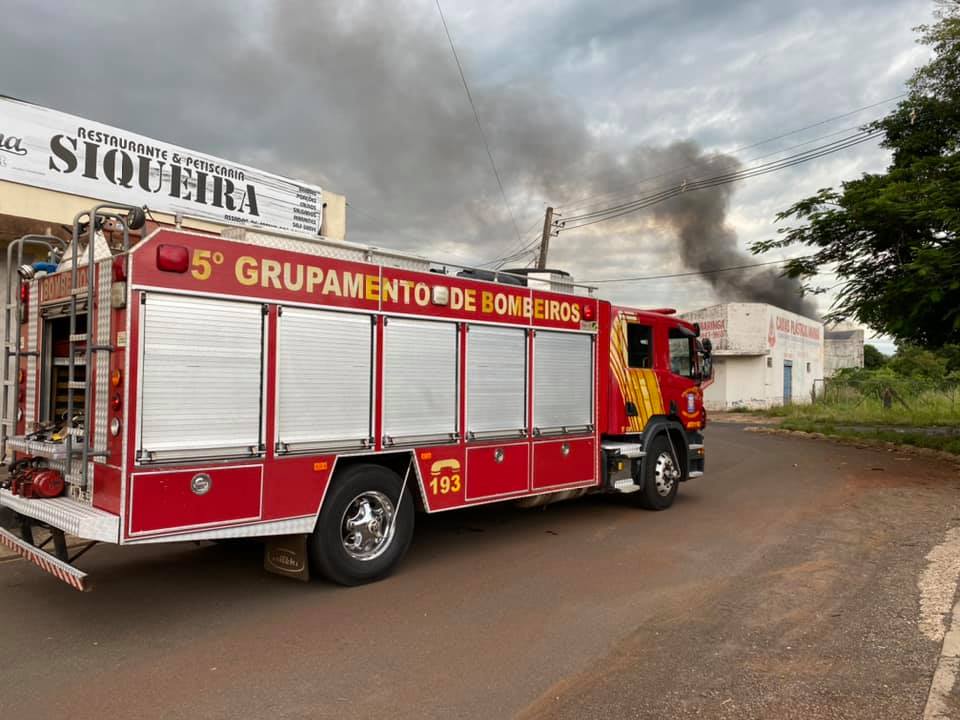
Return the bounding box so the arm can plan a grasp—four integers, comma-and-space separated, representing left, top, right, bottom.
924, 596, 960, 719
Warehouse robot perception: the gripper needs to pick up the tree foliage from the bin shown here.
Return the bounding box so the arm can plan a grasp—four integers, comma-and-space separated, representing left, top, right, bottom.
888, 344, 953, 379
752, 2, 960, 347
863, 344, 887, 369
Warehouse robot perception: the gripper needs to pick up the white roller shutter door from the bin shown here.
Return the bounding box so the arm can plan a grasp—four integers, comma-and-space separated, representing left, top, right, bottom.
533, 331, 593, 432
277, 308, 372, 450
383, 318, 458, 444
467, 325, 526, 438
139, 294, 264, 461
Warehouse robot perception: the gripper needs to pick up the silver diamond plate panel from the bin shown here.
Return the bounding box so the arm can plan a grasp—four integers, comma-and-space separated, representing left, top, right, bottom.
93, 260, 111, 456
220, 228, 430, 272
24, 283, 38, 429
6, 437, 67, 458
0, 489, 119, 542
124, 516, 316, 544
48, 457, 89, 486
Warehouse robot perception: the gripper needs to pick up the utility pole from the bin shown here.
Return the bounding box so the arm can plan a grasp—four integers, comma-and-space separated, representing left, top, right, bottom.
536, 206, 554, 270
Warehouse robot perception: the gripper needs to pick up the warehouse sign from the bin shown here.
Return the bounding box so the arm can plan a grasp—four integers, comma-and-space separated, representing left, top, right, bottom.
0, 97, 322, 235
769, 315, 821, 347
698, 319, 726, 339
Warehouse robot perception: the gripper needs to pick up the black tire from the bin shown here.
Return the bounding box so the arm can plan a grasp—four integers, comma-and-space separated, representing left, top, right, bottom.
310, 463, 415, 586
633, 433, 682, 511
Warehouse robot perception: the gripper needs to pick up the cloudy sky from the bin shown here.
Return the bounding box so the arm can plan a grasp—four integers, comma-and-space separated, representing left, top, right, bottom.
1, 0, 936, 346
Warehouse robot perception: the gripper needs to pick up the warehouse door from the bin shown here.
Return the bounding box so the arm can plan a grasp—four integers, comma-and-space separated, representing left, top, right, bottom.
783, 360, 793, 404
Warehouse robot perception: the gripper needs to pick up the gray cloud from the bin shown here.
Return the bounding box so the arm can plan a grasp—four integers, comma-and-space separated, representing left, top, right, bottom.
0, 0, 928, 317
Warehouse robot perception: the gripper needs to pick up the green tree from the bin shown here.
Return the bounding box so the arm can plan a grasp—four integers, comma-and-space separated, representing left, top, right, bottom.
753, 2, 960, 347
938, 343, 960, 374
864, 344, 887, 369
888, 344, 949, 380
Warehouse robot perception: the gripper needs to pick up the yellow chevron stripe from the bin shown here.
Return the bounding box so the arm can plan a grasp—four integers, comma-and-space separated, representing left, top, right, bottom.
609, 315, 667, 432
609, 321, 634, 431
613, 318, 648, 431
611, 345, 631, 407
637, 369, 664, 417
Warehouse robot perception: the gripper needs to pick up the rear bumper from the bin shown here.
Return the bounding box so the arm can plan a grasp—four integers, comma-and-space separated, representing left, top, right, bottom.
0, 527, 91, 591
0, 489, 119, 543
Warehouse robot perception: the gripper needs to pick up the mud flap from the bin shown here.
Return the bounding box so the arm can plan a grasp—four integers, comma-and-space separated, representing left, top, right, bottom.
263, 534, 310, 582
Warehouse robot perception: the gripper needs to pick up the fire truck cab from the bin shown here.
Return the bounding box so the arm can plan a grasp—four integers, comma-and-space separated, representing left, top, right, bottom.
0, 205, 710, 590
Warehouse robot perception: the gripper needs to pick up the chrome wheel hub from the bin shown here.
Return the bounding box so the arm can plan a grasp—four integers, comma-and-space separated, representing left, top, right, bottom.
341, 491, 396, 561
654, 452, 681, 497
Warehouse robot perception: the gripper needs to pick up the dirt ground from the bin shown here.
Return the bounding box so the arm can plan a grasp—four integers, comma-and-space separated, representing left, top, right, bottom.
2, 423, 959, 719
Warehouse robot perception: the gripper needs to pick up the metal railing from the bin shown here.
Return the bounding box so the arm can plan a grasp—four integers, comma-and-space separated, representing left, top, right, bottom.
1, 235, 66, 460
64, 204, 139, 490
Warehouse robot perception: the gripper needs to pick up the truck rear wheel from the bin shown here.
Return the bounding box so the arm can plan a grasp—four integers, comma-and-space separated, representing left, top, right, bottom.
634, 433, 681, 511
310, 463, 415, 586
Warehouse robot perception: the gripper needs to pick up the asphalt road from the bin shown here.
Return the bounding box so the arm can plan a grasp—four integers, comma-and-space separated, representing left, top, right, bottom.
1, 424, 959, 719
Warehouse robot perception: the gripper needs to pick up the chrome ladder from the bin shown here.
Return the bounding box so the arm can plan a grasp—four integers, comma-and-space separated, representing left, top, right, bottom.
64, 204, 140, 493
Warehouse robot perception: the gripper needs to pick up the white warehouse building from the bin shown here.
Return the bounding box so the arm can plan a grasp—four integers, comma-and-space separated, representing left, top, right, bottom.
681, 303, 824, 410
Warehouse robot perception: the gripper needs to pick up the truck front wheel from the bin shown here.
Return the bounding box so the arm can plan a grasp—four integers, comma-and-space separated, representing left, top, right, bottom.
310, 464, 415, 586
634, 433, 682, 511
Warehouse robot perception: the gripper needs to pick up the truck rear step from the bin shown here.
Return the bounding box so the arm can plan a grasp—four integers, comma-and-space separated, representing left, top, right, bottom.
0, 527, 91, 592
0, 489, 119, 542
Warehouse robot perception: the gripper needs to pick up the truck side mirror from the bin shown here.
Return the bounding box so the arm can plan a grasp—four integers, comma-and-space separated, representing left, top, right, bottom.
697, 339, 713, 382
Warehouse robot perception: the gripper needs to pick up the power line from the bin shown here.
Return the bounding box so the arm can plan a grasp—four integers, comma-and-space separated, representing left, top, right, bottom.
434, 0, 523, 245
582, 256, 816, 284
485, 128, 873, 266
557, 93, 906, 214
562, 119, 884, 218
475, 234, 540, 268
563, 129, 877, 223
482, 216, 544, 268
485, 102, 898, 269
564, 128, 880, 223
558, 129, 881, 230
494, 238, 541, 268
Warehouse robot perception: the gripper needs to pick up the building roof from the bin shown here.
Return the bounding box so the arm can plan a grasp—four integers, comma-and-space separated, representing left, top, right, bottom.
824, 330, 860, 341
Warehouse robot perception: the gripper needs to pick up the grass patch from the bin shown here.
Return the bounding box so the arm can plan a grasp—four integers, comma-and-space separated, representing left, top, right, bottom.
780, 419, 960, 455
760, 390, 960, 428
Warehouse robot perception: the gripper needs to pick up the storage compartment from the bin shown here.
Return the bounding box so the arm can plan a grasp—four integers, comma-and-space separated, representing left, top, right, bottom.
533, 331, 593, 433
466, 442, 529, 500
40, 312, 88, 425
382, 318, 458, 445
129, 465, 263, 534
276, 307, 372, 451
466, 325, 526, 439
137, 294, 265, 463
532, 436, 596, 490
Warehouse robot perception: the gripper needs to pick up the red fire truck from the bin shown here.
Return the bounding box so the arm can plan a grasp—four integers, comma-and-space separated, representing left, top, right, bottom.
0, 204, 711, 591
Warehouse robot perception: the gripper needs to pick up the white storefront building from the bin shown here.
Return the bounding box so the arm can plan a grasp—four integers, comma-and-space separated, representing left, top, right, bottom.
681, 303, 824, 410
